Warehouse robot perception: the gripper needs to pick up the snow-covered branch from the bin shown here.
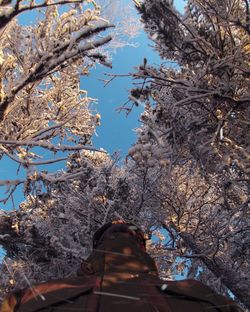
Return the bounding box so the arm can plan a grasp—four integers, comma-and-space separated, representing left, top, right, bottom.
0, 0, 83, 29
0, 140, 106, 153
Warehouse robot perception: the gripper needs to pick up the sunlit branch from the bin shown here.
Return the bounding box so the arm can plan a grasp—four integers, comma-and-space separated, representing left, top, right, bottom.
0, 0, 83, 30
0, 139, 106, 153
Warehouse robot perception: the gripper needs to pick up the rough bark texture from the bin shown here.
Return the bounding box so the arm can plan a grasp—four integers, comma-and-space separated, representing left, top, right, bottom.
178, 231, 250, 309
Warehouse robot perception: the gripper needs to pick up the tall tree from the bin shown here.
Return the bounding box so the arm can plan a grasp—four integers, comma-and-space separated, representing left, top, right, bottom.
127, 0, 249, 308
0, 0, 140, 205
0, 0, 141, 302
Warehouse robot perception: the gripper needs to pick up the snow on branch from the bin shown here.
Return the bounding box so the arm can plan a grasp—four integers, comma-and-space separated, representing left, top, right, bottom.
0, 139, 107, 153
0, 0, 83, 30
0, 22, 113, 121
0, 1, 113, 204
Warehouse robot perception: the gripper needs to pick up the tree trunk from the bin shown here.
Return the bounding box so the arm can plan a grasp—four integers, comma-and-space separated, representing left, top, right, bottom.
174, 228, 250, 309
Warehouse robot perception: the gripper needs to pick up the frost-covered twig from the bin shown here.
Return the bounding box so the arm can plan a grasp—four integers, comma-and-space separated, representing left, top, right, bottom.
0, 140, 106, 153
0, 0, 83, 29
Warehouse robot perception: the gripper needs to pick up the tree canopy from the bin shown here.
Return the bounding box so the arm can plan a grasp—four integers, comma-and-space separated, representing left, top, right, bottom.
0, 0, 249, 309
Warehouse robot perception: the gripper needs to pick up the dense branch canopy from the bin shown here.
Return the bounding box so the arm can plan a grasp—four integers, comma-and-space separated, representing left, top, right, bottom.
0, 0, 249, 310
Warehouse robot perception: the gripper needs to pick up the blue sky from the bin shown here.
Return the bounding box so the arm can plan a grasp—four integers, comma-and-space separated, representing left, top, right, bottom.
0, 1, 186, 210
85, 1, 186, 156
84, 31, 161, 156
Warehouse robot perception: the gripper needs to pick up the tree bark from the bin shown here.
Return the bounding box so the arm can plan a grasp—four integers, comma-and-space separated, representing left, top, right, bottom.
163, 224, 250, 309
